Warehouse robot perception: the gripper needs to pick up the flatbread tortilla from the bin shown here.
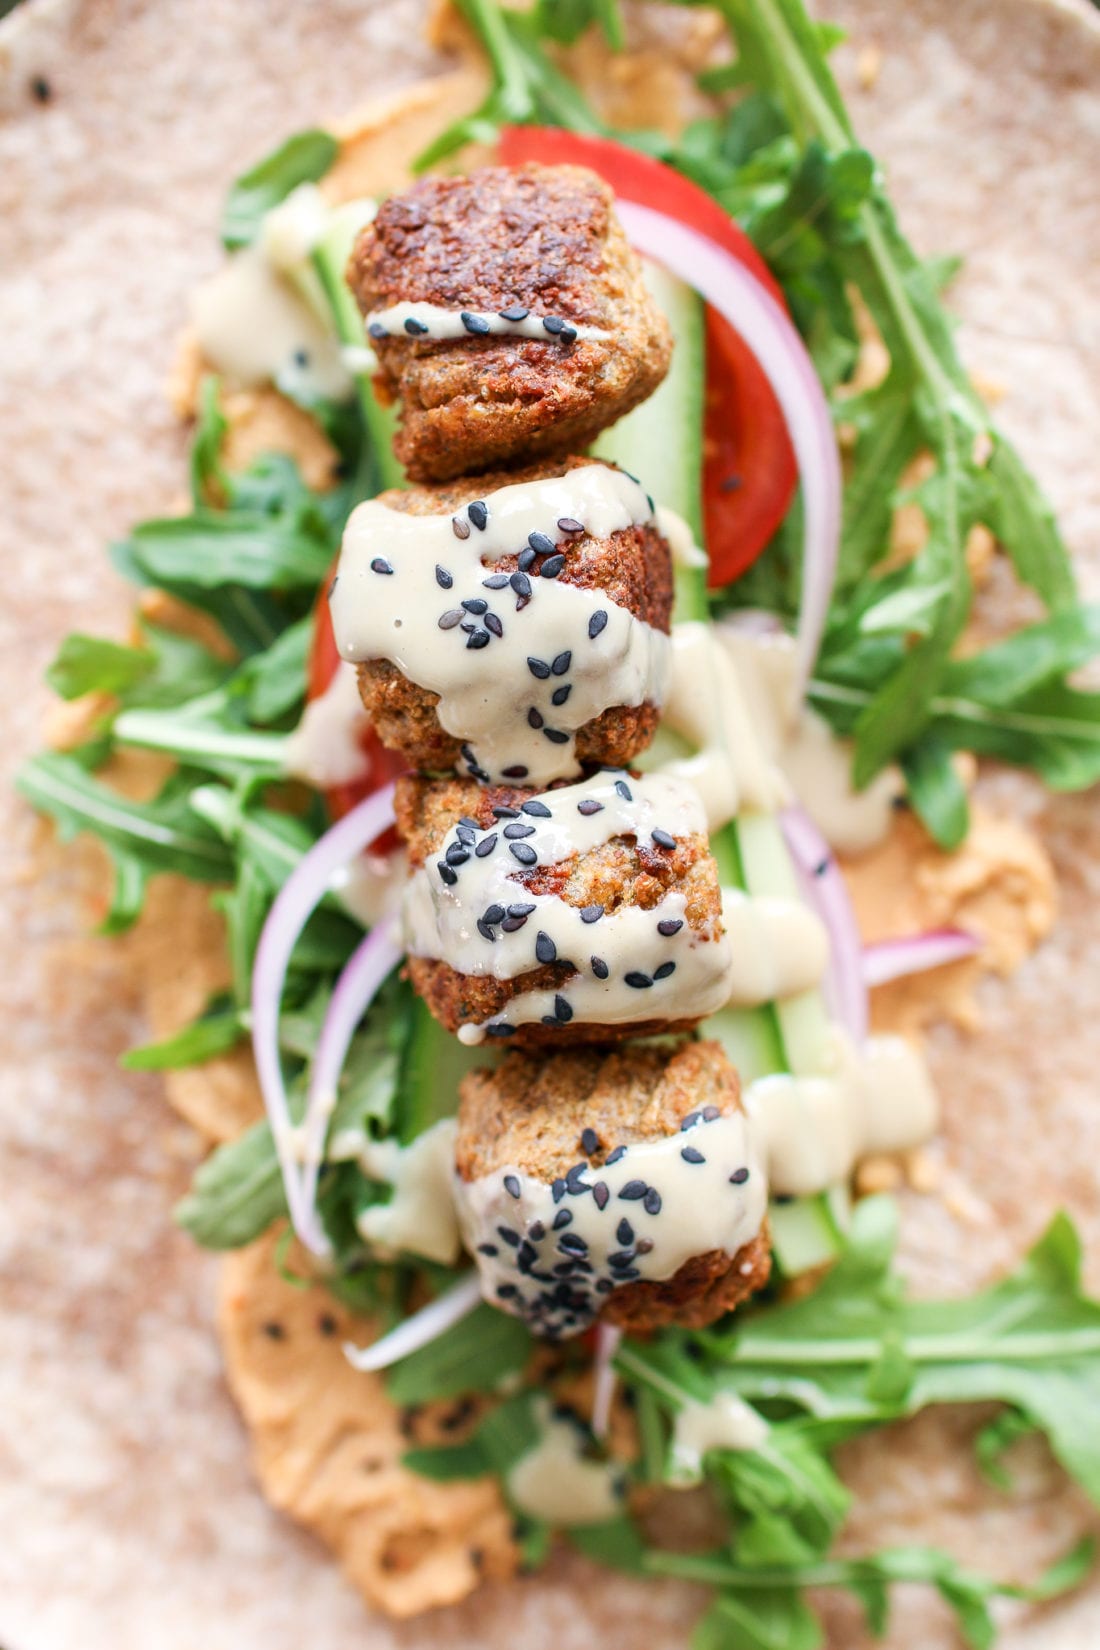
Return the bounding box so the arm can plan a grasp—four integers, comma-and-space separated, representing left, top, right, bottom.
3, 0, 1099, 1645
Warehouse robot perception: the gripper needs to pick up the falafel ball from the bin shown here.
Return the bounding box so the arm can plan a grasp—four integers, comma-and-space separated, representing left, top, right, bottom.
349, 164, 672, 482
454, 1040, 770, 1336
397, 768, 732, 1049
339, 457, 672, 781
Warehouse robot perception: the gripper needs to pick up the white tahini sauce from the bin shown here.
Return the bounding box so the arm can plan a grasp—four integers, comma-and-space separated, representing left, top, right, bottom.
667, 1392, 769, 1486
507, 1399, 623, 1525
719, 626, 904, 855
284, 661, 371, 789
365, 300, 609, 347
331, 464, 670, 788
329, 1118, 461, 1264
747, 1027, 939, 1197
722, 888, 829, 1005
403, 769, 732, 1044
330, 847, 407, 931
455, 1105, 766, 1337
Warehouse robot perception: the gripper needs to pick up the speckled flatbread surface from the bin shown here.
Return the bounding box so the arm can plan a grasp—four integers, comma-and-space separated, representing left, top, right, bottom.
2, 1, 1100, 1647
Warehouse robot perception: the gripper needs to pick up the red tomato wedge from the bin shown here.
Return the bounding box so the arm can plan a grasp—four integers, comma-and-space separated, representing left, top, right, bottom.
497, 127, 798, 586
307, 565, 406, 844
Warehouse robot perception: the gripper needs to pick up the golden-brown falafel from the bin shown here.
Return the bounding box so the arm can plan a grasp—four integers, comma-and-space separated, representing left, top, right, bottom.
350, 165, 671, 481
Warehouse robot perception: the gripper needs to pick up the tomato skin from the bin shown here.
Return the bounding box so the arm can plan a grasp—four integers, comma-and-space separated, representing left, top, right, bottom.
497, 127, 797, 587
307, 565, 406, 845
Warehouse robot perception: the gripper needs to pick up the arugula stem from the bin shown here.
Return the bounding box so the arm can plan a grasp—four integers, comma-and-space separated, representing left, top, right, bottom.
729, 1326, 1100, 1365
811, 679, 1100, 745
457, 0, 535, 120
114, 708, 290, 769
615, 1344, 701, 1409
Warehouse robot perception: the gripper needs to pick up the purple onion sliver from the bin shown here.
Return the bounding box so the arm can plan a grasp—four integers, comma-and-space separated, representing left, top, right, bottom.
616, 204, 840, 702
780, 806, 868, 1044
591, 1323, 623, 1441
299, 914, 403, 1237
862, 929, 980, 989
251, 783, 397, 1257
344, 1273, 483, 1372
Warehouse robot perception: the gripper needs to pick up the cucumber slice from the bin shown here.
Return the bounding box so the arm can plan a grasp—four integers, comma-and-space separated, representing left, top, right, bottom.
769, 1192, 847, 1277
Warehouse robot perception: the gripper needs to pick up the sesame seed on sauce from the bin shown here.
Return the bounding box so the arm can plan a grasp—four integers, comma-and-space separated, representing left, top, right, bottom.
445, 843, 469, 866
483, 572, 510, 590
588, 611, 608, 639
681, 1146, 706, 1164
485, 614, 504, 638
521, 799, 552, 818
404, 317, 429, 336
557, 517, 585, 535
528, 530, 556, 556
535, 931, 557, 964
565, 1162, 590, 1193
559, 325, 578, 344
577, 798, 604, 816
527, 657, 551, 680
461, 311, 491, 335
510, 841, 537, 865
624, 971, 652, 989
477, 1243, 498, 1256
451, 514, 471, 540
499, 304, 529, 322
542, 316, 565, 336
680, 1111, 701, 1131
644, 1188, 662, 1216
508, 902, 536, 918
527, 707, 544, 729
619, 1180, 647, 1201
592, 1183, 610, 1210
502, 914, 529, 931
462, 598, 488, 615
474, 835, 497, 859
468, 501, 489, 530
651, 828, 677, 850
551, 684, 572, 707
503, 822, 535, 840
510, 571, 532, 599
437, 861, 458, 886
551, 650, 571, 676
487, 1022, 516, 1037
553, 1208, 572, 1229
551, 1178, 567, 1203
368, 322, 388, 340
528, 1220, 545, 1241
580, 1127, 600, 1155
559, 1231, 587, 1255
580, 904, 604, 924
483, 904, 505, 925
477, 919, 497, 942
616, 1219, 634, 1246
502, 764, 529, 780
606, 1145, 626, 1165
703, 1105, 722, 1121
456, 825, 476, 845
636, 1237, 654, 1255
370, 557, 393, 575
729, 1167, 750, 1185
540, 554, 566, 579
465, 630, 490, 649
657, 919, 683, 937
517, 546, 537, 572
492, 805, 519, 819
543, 727, 569, 745
614, 779, 633, 802
554, 995, 573, 1023
654, 962, 676, 980
502, 1174, 521, 1198
590, 956, 609, 979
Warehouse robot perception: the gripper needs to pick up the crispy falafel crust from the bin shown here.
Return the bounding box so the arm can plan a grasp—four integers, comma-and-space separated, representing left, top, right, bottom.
396, 774, 724, 1047
353, 456, 673, 773
350, 164, 672, 481
456, 1042, 770, 1331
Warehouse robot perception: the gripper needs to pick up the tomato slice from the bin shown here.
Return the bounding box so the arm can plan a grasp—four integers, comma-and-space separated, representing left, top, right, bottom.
497, 127, 797, 587
308, 564, 406, 845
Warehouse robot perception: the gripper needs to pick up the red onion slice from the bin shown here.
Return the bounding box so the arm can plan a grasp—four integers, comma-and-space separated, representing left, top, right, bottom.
298, 913, 403, 1252
344, 1272, 483, 1372
251, 784, 397, 1254
780, 806, 868, 1044
591, 1323, 622, 1441
616, 202, 841, 699
863, 929, 980, 988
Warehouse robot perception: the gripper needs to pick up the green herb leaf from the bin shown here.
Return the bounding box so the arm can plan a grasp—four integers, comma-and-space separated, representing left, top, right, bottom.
385, 1303, 532, 1406
122, 993, 243, 1070
175, 1118, 288, 1249
403, 1392, 540, 1481
222, 129, 339, 249
46, 634, 155, 702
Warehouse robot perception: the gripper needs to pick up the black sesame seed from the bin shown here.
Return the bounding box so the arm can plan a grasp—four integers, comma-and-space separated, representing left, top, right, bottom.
680, 1111, 701, 1132
460, 622, 477, 635
608, 1251, 635, 1269
461, 598, 488, 615
543, 315, 566, 336
466, 630, 490, 649
657, 919, 684, 937
550, 684, 572, 708
468, 501, 489, 530
516, 1241, 538, 1271
521, 800, 552, 818
507, 902, 536, 918
651, 828, 677, 850
702, 1105, 722, 1121
436, 565, 455, 590
452, 515, 471, 540
497, 1228, 520, 1249
577, 798, 604, 817
730, 1167, 750, 1185
456, 825, 476, 845
558, 1231, 588, 1255
445, 842, 469, 865
529, 530, 557, 556
477, 1243, 498, 1257
503, 822, 535, 839
483, 572, 510, 589
554, 995, 573, 1023
528, 1220, 545, 1241
644, 1188, 662, 1216
606, 1145, 626, 1165
636, 1237, 654, 1256
557, 517, 585, 535
614, 779, 633, 801
510, 842, 537, 865
591, 956, 609, 979
553, 1208, 572, 1229
487, 1022, 517, 1038
540, 554, 566, 579
535, 931, 557, 964
548, 651, 570, 677
499, 304, 529, 322
552, 1178, 567, 1203
559, 324, 578, 345
492, 806, 520, 819
459, 815, 480, 831
580, 1127, 600, 1155
616, 1218, 634, 1246
481, 905, 505, 928
619, 1180, 648, 1201
437, 860, 458, 886
681, 1146, 706, 1165
438, 608, 463, 630
370, 557, 393, 575
503, 1174, 521, 1199
485, 613, 504, 638
461, 311, 491, 335
508, 571, 532, 601
527, 657, 551, 680
502, 765, 529, 779
543, 727, 569, 744
404, 317, 429, 335
368, 321, 388, 340
595, 1279, 613, 1294
654, 962, 676, 981
565, 1162, 590, 1193
517, 546, 537, 571
579, 904, 603, 924
497, 1283, 518, 1300
618, 1266, 642, 1281
624, 971, 652, 989
592, 1182, 609, 1210
476, 919, 497, 942
475, 834, 498, 857
588, 610, 609, 640
527, 707, 544, 729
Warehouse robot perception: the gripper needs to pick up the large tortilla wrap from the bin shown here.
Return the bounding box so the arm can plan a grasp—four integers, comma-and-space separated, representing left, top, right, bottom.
3, 0, 1099, 1645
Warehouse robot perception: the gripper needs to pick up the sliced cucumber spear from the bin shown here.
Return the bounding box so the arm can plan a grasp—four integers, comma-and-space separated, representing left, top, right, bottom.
599, 261, 844, 1274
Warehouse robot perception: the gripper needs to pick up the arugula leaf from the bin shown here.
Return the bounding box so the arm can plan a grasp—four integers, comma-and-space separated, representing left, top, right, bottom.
221, 129, 339, 249
125, 508, 331, 592
175, 1117, 288, 1249
46, 635, 155, 701
121, 993, 243, 1070
385, 1303, 532, 1406
403, 1392, 540, 1481
901, 733, 970, 850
